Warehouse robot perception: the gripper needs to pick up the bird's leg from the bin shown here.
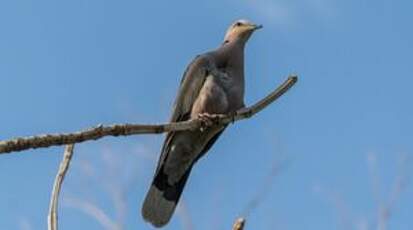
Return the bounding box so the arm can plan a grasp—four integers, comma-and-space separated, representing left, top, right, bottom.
197, 113, 220, 131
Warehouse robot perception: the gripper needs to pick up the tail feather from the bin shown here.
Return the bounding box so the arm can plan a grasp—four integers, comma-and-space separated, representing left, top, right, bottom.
142, 167, 192, 228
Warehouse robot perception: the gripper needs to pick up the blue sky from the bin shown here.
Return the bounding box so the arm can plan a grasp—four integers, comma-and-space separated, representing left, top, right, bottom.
0, 0, 412, 229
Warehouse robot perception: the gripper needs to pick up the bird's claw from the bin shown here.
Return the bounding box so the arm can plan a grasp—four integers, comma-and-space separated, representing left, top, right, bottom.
197, 113, 219, 131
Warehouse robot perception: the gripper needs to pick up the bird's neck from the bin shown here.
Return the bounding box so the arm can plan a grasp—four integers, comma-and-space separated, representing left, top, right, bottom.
218, 40, 246, 108
217, 40, 245, 76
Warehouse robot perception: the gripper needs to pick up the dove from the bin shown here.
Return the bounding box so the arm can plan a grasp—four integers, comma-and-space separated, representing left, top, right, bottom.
142, 19, 262, 228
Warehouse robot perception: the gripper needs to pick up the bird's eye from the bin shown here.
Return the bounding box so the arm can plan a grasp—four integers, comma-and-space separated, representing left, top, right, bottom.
235, 22, 242, 27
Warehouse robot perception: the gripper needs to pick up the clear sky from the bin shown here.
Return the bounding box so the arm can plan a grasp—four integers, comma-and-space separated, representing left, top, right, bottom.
0, 0, 412, 229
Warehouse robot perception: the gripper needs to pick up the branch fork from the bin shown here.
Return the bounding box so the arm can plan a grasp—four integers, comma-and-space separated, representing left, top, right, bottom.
0, 76, 297, 154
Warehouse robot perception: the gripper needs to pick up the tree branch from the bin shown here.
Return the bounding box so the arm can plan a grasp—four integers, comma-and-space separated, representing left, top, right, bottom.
0, 76, 297, 154
48, 144, 75, 230
232, 218, 246, 230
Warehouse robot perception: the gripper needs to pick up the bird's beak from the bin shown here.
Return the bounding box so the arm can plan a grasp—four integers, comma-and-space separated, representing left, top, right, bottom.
253, 24, 263, 30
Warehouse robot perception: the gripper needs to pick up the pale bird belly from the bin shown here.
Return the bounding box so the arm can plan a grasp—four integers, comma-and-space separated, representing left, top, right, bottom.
190, 77, 229, 117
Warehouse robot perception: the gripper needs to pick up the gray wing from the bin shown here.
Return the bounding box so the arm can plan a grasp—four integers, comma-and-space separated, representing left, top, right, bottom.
156, 54, 215, 172
169, 54, 215, 122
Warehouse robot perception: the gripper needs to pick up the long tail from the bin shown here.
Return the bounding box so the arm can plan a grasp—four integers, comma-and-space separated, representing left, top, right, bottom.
142, 166, 192, 228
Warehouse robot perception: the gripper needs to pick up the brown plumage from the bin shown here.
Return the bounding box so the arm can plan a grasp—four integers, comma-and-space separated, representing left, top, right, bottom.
142, 19, 262, 228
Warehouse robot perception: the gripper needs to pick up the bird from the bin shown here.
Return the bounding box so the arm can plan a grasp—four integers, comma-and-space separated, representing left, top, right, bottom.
142, 19, 262, 228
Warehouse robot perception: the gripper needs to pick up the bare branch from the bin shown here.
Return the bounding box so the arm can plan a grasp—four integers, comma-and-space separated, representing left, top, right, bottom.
48, 144, 75, 230
232, 218, 246, 230
0, 76, 297, 154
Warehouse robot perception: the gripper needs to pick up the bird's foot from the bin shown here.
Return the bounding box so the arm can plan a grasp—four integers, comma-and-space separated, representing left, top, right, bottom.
197, 113, 220, 131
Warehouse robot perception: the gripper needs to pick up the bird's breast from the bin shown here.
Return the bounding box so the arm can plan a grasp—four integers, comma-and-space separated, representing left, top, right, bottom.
190, 76, 229, 117
219, 70, 245, 110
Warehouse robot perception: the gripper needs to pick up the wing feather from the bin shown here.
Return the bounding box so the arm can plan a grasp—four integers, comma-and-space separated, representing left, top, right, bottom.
169, 55, 214, 122
156, 54, 215, 173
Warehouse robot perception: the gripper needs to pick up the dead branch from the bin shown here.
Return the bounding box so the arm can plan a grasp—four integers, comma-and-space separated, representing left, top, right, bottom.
232, 218, 246, 230
0, 76, 297, 154
48, 144, 75, 230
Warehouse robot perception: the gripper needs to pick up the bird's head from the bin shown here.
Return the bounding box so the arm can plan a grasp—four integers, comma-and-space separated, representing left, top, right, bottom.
223, 19, 263, 44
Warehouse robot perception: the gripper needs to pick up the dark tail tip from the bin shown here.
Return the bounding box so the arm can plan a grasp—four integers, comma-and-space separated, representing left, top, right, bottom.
142, 169, 192, 227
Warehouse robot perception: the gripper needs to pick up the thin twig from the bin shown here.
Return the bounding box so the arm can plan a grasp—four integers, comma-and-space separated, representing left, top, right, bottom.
48, 144, 75, 230
232, 218, 246, 230
0, 76, 298, 154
